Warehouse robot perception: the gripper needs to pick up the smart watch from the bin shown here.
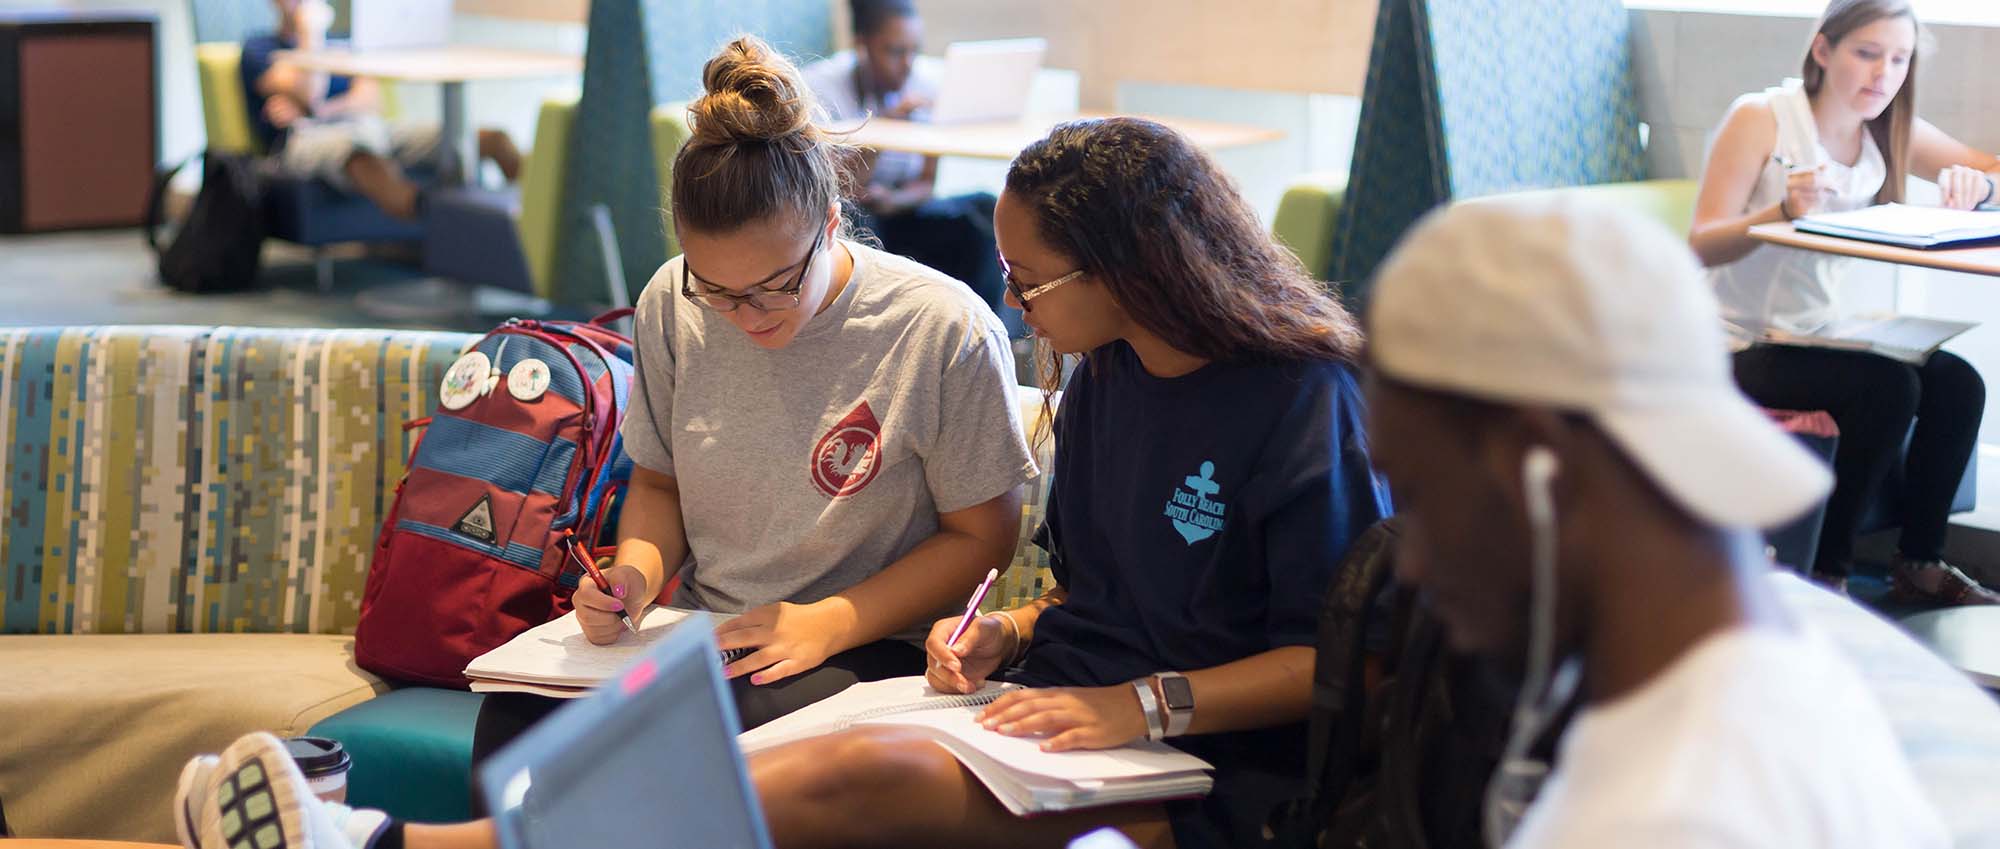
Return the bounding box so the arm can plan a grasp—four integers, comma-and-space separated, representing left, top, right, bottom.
1153, 671, 1194, 737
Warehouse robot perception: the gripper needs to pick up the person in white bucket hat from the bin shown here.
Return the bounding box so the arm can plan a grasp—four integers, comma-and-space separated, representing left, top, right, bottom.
1365, 195, 1949, 848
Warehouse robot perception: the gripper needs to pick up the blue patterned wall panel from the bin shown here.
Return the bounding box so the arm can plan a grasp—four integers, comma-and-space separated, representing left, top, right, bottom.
1334, 0, 1642, 300
1425, 0, 1643, 198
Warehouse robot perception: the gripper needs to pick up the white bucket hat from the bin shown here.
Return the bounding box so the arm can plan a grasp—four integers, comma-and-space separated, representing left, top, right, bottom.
1368, 194, 1833, 530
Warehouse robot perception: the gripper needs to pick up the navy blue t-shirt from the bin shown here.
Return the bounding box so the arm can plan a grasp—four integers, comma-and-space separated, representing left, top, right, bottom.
239, 34, 353, 152
1016, 341, 1391, 795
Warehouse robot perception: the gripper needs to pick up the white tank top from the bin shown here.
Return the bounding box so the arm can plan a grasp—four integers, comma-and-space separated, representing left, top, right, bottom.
1708, 79, 1886, 344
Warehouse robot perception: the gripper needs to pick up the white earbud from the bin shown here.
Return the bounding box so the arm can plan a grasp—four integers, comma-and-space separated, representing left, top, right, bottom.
1522, 446, 1559, 526
1486, 443, 1572, 848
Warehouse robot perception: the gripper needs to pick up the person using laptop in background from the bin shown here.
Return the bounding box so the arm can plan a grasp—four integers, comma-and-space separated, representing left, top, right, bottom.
1689, 0, 2000, 604
803, 0, 1008, 312
241, 0, 522, 218
168, 116, 1389, 849
1371, 196, 1947, 848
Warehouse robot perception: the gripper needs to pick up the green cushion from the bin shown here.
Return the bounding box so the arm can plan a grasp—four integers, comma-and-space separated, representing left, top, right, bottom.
306, 687, 487, 823
196, 43, 260, 157
1463, 178, 1700, 239
650, 102, 692, 260
518, 96, 580, 300
1271, 171, 1349, 280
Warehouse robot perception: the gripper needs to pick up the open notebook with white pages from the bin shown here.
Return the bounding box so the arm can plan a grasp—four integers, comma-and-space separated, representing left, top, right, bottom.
736, 676, 1214, 815
463, 606, 751, 696
1794, 203, 2000, 248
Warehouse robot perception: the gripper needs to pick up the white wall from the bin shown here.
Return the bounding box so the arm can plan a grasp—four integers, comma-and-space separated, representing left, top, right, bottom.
1630, 7, 2000, 181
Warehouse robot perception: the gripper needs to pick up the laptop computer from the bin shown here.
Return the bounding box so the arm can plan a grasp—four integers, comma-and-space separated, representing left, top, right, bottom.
476, 613, 775, 849
930, 38, 1048, 124
347, 0, 452, 52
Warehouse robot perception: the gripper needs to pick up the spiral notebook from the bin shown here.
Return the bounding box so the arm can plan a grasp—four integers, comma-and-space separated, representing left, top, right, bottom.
464, 607, 751, 697
736, 677, 1214, 815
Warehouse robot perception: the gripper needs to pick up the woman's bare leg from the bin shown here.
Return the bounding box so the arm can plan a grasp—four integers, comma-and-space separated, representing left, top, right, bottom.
403, 820, 498, 849
751, 727, 1175, 849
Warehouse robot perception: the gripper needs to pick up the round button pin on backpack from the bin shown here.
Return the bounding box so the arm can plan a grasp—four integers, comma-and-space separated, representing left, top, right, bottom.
440, 351, 491, 410
509, 358, 552, 402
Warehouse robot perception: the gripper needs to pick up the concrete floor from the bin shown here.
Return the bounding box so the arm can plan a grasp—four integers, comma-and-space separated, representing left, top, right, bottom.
0, 228, 529, 332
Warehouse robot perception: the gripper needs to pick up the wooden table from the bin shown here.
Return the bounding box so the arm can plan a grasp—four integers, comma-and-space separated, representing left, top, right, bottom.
834, 112, 1285, 161
274, 45, 581, 185
0, 842, 178, 848
1749, 222, 2000, 278
1900, 607, 2000, 690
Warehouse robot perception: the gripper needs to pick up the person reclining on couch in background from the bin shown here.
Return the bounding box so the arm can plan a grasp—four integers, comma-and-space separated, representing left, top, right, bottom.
169, 115, 1392, 849
241, 0, 523, 218
1366, 195, 1948, 848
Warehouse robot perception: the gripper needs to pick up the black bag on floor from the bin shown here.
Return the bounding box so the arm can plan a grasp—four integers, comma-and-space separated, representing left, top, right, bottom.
1265, 518, 1524, 849
144, 150, 267, 292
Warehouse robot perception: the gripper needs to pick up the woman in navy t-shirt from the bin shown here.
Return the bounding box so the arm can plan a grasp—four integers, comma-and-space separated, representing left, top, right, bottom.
763, 116, 1386, 848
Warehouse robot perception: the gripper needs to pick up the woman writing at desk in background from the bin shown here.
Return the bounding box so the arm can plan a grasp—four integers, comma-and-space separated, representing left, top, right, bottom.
1690, 0, 2000, 604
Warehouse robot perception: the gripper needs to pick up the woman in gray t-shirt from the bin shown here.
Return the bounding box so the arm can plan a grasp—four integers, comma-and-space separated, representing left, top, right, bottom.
470, 34, 1035, 763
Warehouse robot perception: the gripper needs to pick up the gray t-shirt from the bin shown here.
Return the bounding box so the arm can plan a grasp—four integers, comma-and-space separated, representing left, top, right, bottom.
622, 241, 1036, 629
803, 51, 938, 189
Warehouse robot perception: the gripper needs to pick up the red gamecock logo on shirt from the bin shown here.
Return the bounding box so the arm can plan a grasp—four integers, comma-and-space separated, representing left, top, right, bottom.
811, 401, 884, 498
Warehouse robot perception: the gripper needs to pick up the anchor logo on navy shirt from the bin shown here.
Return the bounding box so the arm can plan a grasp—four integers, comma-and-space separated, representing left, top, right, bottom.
1162, 460, 1227, 545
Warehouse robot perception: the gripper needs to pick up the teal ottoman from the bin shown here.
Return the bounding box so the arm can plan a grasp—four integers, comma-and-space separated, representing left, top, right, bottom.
307, 687, 486, 823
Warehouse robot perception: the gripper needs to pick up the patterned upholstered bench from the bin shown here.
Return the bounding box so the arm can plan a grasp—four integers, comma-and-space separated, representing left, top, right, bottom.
0, 325, 1056, 841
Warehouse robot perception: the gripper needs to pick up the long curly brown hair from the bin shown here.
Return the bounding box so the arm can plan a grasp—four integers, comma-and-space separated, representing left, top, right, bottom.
1005, 118, 1364, 416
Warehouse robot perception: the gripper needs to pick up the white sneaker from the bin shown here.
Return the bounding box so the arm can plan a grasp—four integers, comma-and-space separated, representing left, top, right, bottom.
174, 732, 389, 849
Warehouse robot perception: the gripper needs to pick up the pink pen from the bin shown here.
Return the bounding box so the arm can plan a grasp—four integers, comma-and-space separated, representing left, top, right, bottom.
945, 568, 1001, 648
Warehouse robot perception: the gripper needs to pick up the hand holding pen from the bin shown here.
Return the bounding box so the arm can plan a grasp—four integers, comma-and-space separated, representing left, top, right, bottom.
1775, 153, 1834, 220
567, 539, 647, 645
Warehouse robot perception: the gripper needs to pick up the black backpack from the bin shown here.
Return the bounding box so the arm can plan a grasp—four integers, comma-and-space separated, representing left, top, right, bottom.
144, 150, 267, 292
1266, 518, 1525, 849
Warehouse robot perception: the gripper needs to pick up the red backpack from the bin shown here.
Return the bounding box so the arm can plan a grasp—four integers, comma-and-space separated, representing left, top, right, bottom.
355, 312, 637, 687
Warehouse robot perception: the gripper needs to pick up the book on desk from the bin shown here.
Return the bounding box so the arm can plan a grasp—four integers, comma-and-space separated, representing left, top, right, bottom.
1794, 203, 2000, 249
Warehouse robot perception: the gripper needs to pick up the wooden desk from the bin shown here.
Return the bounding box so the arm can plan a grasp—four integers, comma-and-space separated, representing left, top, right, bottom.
1901, 607, 2000, 690
1748, 222, 2000, 278
834, 113, 1285, 161
274, 46, 581, 185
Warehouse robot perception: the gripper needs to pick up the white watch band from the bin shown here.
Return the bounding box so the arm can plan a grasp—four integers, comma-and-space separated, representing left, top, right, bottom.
1131, 679, 1164, 741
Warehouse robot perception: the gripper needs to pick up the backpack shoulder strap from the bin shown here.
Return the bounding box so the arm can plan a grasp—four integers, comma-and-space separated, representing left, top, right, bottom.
1304, 517, 1403, 821
144, 154, 200, 254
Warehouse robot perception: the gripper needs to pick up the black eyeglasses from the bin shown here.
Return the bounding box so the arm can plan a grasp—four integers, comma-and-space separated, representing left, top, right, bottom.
681, 222, 827, 313
998, 252, 1084, 313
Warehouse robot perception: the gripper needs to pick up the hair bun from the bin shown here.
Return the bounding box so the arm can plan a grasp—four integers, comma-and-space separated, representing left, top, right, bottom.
688, 36, 819, 148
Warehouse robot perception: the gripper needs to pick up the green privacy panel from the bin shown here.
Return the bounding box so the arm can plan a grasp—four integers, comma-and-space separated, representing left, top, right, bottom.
1333, 0, 1643, 301
552, 0, 834, 308
1331, 0, 1446, 303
